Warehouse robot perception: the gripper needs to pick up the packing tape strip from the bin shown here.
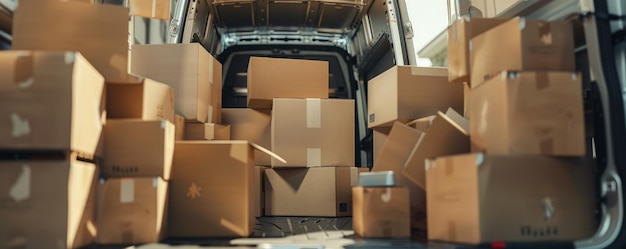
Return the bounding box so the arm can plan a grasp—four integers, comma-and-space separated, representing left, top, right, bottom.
306, 148, 321, 167
120, 179, 135, 203
306, 98, 321, 128
411, 67, 447, 77
152, 0, 157, 18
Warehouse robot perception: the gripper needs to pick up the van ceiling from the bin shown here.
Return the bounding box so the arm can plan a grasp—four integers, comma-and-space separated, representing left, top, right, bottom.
208, 0, 372, 34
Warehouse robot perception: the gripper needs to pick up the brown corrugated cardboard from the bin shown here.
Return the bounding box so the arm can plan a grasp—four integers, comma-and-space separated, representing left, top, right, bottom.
470, 17, 575, 87
12, 1, 132, 82
169, 141, 283, 238
174, 115, 185, 140
129, 0, 170, 20
371, 122, 426, 230
130, 44, 222, 123
222, 108, 272, 166
96, 177, 168, 244
0, 51, 105, 156
403, 110, 470, 190
106, 79, 175, 123
103, 120, 175, 179
352, 187, 410, 238
469, 71, 585, 156
184, 123, 231, 140
255, 166, 267, 218
0, 156, 97, 249
247, 57, 328, 109
447, 18, 508, 84
426, 153, 596, 244
271, 98, 354, 167
264, 167, 358, 217
373, 127, 391, 164
367, 66, 463, 128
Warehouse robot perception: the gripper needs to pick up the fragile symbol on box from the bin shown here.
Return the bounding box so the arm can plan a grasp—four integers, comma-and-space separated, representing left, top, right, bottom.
187, 182, 201, 199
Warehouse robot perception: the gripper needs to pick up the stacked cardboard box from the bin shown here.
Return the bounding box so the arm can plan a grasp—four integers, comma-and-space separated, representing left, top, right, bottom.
0, 51, 104, 249
425, 17, 594, 245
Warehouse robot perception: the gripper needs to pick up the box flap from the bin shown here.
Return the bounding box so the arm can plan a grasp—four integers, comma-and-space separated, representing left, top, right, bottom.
250, 143, 286, 164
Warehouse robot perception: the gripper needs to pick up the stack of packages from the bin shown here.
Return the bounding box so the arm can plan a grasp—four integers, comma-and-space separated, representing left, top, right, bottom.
222, 56, 364, 219
355, 64, 465, 238
425, 17, 595, 244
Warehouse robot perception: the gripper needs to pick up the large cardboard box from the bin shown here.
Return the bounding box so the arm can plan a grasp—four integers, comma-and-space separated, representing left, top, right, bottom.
469, 71, 585, 156
352, 187, 410, 238
131, 44, 222, 123
0, 51, 105, 156
271, 98, 354, 167
184, 123, 230, 140
106, 79, 175, 123
447, 18, 508, 84
103, 120, 175, 179
367, 66, 463, 128
264, 167, 358, 217
426, 153, 596, 244
255, 166, 266, 218
129, 0, 170, 20
247, 57, 329, 109
470, 17, 575, 87
169, 141, 282, 238
12, 1, 132, 82
222, 108, 272, 166
403, 109, 470, 190
0, 156, 97, 249
96, 177, 168, 244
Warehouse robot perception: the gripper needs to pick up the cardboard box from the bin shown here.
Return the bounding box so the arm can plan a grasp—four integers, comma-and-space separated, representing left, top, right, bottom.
247, 57, 328, 109
184, 123, 230, 140
271, 98, 354, 167
131, 44, 222, 123
129, 0, 170, 20
0, 51, 105, 156
373, 127, 391, 164
174, 115, 185, 140
103, 120, 175, 179
106, 79, 175, 123
447, 18, 508, 84
0, 156, 97, 249
12, 1, 132, 82
403, 109, 470, 190
352, 187, 410, 238
470, 17, 575, 87
264, 167, 358, 217
222, 108, 272, 166
254, 166, 267, 217
426, 153, 596, 244
367, 66, 463, 128
96, 177, 168, 244
469, 71, 585, 156
169, 141, 282, 238
371, 122, 426, 230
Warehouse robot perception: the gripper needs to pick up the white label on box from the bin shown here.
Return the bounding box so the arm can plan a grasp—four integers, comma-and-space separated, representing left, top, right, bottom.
9, 165, 31, 202
307, 148, 322, 167
306, 98, 321, 128
120, 179, 135, 203
10, 113, 31, 138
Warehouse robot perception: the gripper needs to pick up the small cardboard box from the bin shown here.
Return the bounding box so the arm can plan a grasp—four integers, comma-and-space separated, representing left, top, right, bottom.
168, 141, 283, 238
271, 98, 354, 168
12, 1, 132, 82
129, 0, 170, 20
264, 167, 358, 217
247, 57, 328, 109
426, 153, 596, 244
0, 51, 105, 157
447, 18, 508, 84
103, 120, 175, 179
184, 123, 231, 140
222, 108, 272, 166
106, 79, 175, 123
470, 17, 575, 87
469, 71, 585, 156
367, 66, 463, 128
131, 44, 222, 123
0, 155, 98, 249
352, 187, 410, 238
96, 177, 168, 244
